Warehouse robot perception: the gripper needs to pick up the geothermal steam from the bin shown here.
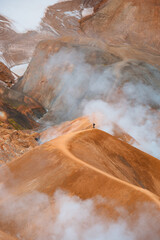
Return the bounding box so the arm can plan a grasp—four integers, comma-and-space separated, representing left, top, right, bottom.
41, 48, 160, 159
0, 181, 159, 240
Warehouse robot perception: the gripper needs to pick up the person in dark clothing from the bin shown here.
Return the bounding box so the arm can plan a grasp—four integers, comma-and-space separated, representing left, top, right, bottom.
93, 123, 96, 129
35, 136, 40, 142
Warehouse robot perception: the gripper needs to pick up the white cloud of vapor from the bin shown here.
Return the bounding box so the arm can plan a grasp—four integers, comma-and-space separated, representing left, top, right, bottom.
0, 0, 69, 32
0, 180, 159, 240
83, 88, 160, 159
41, 48, 160, 159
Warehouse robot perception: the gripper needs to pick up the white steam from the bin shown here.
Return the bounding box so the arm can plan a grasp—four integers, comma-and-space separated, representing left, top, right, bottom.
83, 83, 160, 158
0, 182, 159, 240
0, 0, 70, 32
41, 48, 160, 159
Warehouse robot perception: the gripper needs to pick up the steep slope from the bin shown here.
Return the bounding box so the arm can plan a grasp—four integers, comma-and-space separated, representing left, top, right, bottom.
41, 0, 102, 36
2, 0, 159, 68
11, 38, 160, 158
69, 129, 160, 196
0, 129, 159, 239
0, 127, 39, 164
0, 2, 160, 238
13, 38, 160, 114
0, 83, 45, 129
3, 129, 160, 201
39, 116, 93, 143
0, 14, 50, 67
80, 0, 160, 67
13, 37, 121, 110
39, 116, 137, 146
0, 231, 18, 240
0, 81, 45, 164
41, 0, 82, 37
0, 0, 100, 67
0, 62, 15, 87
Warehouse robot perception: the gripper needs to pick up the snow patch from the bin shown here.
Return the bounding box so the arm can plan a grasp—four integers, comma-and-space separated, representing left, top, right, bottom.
0, 19, 9, 24
64, 10, 81, 19
11, 63, 29, 76
43, 23, 60, 36
82, 8, 94, 18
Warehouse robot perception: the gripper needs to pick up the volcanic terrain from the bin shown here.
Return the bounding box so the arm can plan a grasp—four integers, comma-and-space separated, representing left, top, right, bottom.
0, 0, 160, 239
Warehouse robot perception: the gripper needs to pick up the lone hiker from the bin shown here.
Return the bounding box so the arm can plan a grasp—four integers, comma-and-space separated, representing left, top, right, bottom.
93, 123, 96, 129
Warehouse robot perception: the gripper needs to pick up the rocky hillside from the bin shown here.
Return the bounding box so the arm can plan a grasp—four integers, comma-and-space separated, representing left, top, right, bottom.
0, 1, 160, 239
0, 0, 97, 67
12, 37, 160, 158
80, 0, 160, 67
0, 129, 160, 239
0, 62, 15, 87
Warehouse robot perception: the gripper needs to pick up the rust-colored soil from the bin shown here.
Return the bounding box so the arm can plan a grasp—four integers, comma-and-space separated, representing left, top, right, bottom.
0, 127, 39, 164
80, 0, 160, 68
4, 129, 160, 205
0, 129, 159, 239
0, 62, 15, 87
0, 230, 18, 240
39, 116, 93, 143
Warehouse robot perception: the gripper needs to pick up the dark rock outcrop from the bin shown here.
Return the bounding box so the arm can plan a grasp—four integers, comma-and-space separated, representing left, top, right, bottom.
0, 62, 15, 87
0, 83, 45, 130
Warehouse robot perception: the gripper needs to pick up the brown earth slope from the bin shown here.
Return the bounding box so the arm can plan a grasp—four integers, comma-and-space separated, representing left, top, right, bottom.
13, 37, 121, 109
12, 38, 160, 128
0, 14, 52, 67
0, 127, 39, 164
1, 0, 160, 68
39, 116, 137, 145
0, 81, 46, 164
80, 0, 160, 67
0, 129, 160, 239
0, 231, 18, 240
3, 129, 160, 202
0, 62, 15, 87
0, 0, 100, 67
39, 116, 93, 143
